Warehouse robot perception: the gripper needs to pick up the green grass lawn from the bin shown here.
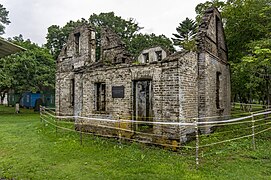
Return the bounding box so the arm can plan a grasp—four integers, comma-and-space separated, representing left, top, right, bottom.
0, 105, 271, 179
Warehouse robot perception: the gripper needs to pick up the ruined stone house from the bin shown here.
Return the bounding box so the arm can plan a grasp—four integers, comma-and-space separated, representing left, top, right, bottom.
55, 7, 231, 144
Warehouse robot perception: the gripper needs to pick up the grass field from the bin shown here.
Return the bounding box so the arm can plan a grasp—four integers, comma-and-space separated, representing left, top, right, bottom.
0, 105, 271, 179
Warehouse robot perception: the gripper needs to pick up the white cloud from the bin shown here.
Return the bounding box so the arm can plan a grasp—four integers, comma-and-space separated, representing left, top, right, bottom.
1, 0, 206, 45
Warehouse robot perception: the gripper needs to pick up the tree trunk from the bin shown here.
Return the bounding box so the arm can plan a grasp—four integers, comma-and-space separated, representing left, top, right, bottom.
0, 92, 5, 105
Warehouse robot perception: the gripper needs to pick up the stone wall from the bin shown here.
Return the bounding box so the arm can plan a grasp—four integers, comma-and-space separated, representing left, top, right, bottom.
55, 7, 231, 144
138, 47, 167, 63
55, 71, 74, 116
71, 51, 198, 141
56, 24, 96, 116
100, 27, 132, 64
197, 7, 231, 133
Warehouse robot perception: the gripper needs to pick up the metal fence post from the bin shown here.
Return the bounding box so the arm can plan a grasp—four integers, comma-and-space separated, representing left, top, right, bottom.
194, 119, 199, 169
251, 113, 256, 150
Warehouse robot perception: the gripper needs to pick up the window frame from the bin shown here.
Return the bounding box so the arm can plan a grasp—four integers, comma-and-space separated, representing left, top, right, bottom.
94, 82, 106, 112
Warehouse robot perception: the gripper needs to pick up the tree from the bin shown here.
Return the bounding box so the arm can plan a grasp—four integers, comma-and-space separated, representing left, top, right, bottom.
45, 25, 64, 60
0, 35, 55, 103
219, 0, 271, 104
241, 39, 271, 105
89, 12, 142, 44
0, 55, 13, 104
0, 4, 10, 35
223, 0, 271, 63
45, 13, 142, 59
45, 12, 141, 59
172, 18, 197, 51
46, 12, 174, 59
195, 0, 225, 23
129, 33, 175, 57
231, 39, 271, 105
89, 12, 142, 60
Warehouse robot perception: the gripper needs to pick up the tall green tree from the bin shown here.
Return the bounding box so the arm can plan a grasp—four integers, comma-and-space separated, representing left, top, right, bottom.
223, 0, 271, 63
231, 39, 271, 104
241, 39, 271, 105
172, 18, 197, 51
0, 35, 55, 102
0, 4, 10, 35
220, 0, 271, 104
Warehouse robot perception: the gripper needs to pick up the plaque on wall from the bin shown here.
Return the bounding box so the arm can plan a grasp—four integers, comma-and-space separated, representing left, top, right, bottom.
112, 86, 125, 98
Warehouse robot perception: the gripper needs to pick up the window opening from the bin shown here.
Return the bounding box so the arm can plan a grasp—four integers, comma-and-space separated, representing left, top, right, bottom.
71, 79, 75, 106
143, 53, 149, 63
74, 33, 80, 54
95, 83, 106, 111
155, 51, 162, 61
216, 72, 221, 109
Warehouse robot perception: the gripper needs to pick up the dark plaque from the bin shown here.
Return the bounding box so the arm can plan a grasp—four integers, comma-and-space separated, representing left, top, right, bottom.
112, 86, 125, 98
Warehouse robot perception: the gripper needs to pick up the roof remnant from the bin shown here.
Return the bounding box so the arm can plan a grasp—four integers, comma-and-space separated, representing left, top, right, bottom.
0, 38, 26, 58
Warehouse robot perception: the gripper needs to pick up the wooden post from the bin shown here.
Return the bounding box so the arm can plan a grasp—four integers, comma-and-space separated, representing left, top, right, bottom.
15, 103, 20, 113
251, 113, 256, 150
80, 120, 83, 145
195, 119, 199, 169
41, 106, 45, 127
265, 105, 269, 120
39, 105, 42, 122
118, 115, 122, 144
55, 117, 58, 136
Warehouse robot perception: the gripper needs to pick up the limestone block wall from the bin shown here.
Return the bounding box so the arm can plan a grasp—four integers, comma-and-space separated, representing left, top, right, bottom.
197, 7, 230, 128
74, 73, 83, 116
204, 53, 231, 118
55, 71, 74, 116
177, 53, 199, 141
198, 52, 231, 134
55, 7, 231, 144
56, 24, 96, 116
58, 25, 95, 67
138, 47, 167, 63
69, 51, 199, 141
81, 66, 133, 117
100, 27, 132, 64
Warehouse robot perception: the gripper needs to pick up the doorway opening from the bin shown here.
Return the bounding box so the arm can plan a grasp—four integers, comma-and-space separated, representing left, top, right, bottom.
133, 80, 153, 132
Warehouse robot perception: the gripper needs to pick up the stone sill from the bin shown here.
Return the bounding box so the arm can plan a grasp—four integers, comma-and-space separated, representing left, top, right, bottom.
92, 111, 109, 115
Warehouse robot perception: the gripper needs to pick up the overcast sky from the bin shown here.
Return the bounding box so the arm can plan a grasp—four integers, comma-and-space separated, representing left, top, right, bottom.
1, 0, 206, 45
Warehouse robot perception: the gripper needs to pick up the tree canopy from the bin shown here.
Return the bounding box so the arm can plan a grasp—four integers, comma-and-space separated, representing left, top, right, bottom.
45, 12, 175, 59
0, 35, 55, 102
223, 0, 271, 105
223, 0, 271, 63
172, 17, 197, 51
0, 4, 11, 35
